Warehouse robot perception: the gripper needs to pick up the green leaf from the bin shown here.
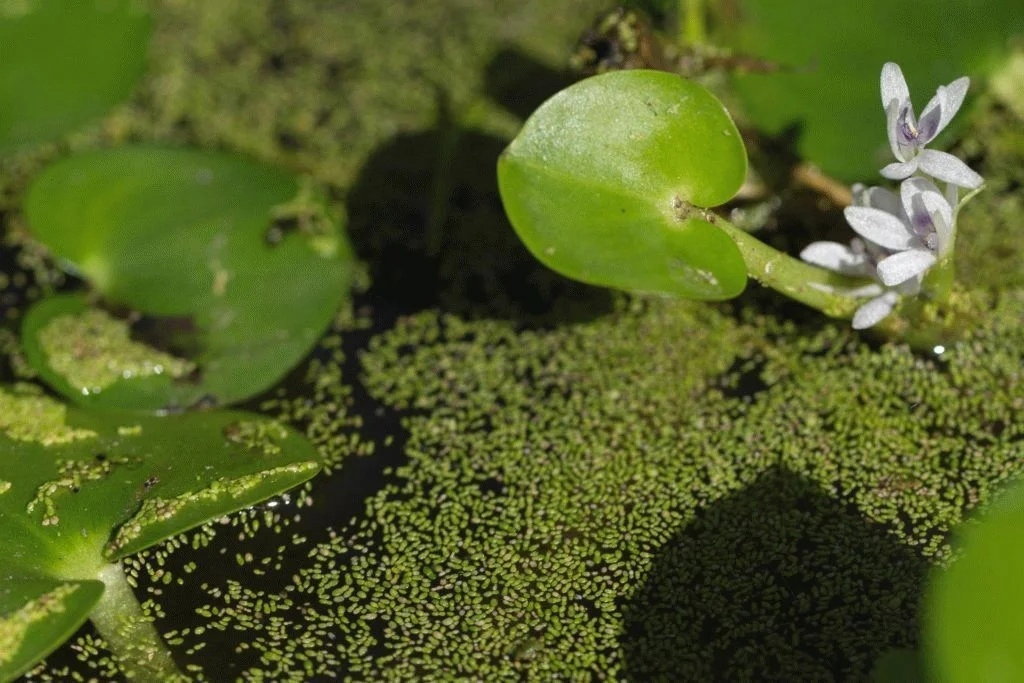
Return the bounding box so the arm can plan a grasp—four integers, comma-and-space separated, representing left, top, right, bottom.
925, 478, 1024, 682
497, 69, 748, 301
0, 0, 151, 155
0, 382, 320, 680
0, 579, 104, 682
22, 146, 355, 412
720, 0, 1024, 181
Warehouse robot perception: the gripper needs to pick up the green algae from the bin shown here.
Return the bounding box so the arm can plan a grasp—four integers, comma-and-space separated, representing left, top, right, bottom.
0, 384, 96, 445
37, 308, 196, 396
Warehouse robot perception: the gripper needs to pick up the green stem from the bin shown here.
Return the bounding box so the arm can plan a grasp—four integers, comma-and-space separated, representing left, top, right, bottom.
713, 216, 864, 320
714, 214, 988, 350
922, 184, 982, 304
90, 563, 187, 682
680, 0, 706, 45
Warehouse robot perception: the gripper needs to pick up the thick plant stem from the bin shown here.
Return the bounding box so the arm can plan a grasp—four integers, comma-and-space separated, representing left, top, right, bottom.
712, 216, 863, 319
90, 563, 187, 682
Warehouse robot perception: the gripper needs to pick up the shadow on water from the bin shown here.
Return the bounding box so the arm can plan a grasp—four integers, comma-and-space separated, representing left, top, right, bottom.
343, 47, 613, 327
620, 466, 929, 681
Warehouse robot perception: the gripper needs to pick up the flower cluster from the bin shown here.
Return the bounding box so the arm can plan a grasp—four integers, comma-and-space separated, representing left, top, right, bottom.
801, 62, 983, 329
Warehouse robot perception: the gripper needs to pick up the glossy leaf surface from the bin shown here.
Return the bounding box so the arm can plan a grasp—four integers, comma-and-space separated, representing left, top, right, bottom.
925, 479, 1024, 682
721, 0, 1024, 181
498, 70, 748, 300
0, 383, 320, 680
23, 146, 355, 412
0, 0, 151, 154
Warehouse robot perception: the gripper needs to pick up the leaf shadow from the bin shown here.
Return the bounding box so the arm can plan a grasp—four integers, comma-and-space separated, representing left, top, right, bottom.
342, 46, 614, 327
620, 465, 928, 681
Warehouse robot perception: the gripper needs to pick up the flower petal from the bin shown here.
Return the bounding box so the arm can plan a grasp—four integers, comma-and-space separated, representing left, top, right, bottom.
885, 102, 907, 161
844, 283, 886, 298
880, 63, 910, 110
917, 91, 943, 142
881, 159, 918, 181
935, 76, 970, 137
917, 149, 983, 188
876, 249, 937, 286
844, 206, 917, 250
920, 190, 954, 256
899, 176, 946, 222
852, 291, 900, 329
899, 176, 953, 254
861, 185, 901, 216
800, 241, 870, 275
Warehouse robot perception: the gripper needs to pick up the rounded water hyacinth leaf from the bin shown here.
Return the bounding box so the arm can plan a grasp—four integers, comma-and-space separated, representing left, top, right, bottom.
0, 382, 321, 677
498, 69, 748, 300
925, 479, 1024, 682
23, 146, 355, 412
720, 0, 1024, 181
0, 0, 151, 154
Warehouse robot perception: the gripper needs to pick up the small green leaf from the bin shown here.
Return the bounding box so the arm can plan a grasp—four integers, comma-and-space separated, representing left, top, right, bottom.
497, 69, 748, 301
720, 0, 1024, 181
0, 0, 151, 154
0, 579, 104, 682
22, 146, 356, 412
925, 478, 1024, 682
0, 382, 320, 678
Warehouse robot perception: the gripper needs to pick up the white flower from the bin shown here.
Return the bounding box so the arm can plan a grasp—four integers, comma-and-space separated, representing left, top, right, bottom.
879, 62, 982, 189
842, 177, 954, 286
800, 180, 954, 329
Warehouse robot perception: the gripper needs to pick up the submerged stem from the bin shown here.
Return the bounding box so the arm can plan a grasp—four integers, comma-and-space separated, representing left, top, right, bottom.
90, 563, 187, 682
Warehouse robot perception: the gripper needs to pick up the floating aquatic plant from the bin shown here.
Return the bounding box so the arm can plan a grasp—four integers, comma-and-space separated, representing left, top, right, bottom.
0, 383, 321, 680
20, 147, 356, 413
497, 62, 985, 348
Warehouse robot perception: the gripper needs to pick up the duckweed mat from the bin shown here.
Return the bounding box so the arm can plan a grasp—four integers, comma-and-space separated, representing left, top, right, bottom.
5, 1, 1023, 680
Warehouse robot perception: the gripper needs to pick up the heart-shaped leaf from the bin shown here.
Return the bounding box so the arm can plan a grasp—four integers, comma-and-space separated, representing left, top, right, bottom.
720, 0, 1024, 181
924, 478, 1024, 682
497, 69, 748, 301
0, 0, 151, 154
0, 382, 321, 680
22, 146, 355, 412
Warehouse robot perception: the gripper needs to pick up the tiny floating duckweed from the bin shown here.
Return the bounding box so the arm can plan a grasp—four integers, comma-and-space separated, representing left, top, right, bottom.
28, 454, 139, 527
0, 384, 97, 445
37, 308, 196, 396
223, 419, 290, 456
